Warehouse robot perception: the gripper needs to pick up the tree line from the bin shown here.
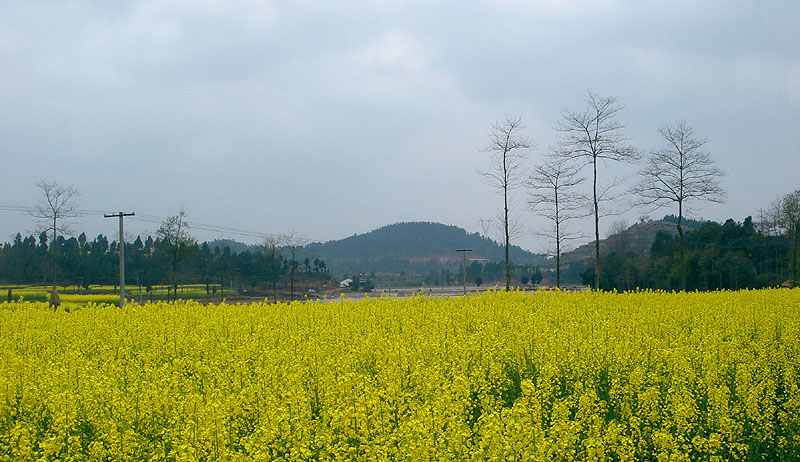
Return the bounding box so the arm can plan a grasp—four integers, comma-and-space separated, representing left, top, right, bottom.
588, 208, 798, 291
0, 229, 331, 302
421, 261, 543, 288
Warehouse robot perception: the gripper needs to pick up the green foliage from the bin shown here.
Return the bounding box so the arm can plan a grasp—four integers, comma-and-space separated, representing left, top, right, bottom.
0, 232, 330, 298
583, 216, 791, 291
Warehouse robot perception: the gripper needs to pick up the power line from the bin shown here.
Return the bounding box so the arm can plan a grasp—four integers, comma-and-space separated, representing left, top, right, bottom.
132, 213, 281, 240
0, 205, 34, 212
1, 204, 281, 241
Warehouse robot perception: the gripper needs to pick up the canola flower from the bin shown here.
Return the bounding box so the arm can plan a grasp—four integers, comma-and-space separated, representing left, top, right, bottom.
2, 294, 123, 309
0, 289, 798, 461
4, 284, 226, 304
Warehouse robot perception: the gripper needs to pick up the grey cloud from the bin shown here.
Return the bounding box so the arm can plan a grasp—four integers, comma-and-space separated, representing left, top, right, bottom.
1, 0, 798, 250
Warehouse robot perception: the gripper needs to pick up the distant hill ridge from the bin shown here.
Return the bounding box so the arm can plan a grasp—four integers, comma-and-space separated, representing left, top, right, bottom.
304, 222, 544, 274
204, 218, 700, 277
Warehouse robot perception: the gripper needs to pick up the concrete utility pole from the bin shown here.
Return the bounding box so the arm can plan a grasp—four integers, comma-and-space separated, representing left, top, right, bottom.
105, 212, 135, 307
456, 249, 472, 295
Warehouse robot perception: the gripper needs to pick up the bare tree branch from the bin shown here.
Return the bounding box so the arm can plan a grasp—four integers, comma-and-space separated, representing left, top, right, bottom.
527, 154, 587, 287
556, 93, 638, 289
262, 235, 283, 303
28, 180, 80, 305
156, 207, 196, 302
772, 188, 800, 286
480, 115, 533, 290
281, 231, 310, 301
630, 121, 726, 290
30, 180, 80, 239
606, 219, 631, 255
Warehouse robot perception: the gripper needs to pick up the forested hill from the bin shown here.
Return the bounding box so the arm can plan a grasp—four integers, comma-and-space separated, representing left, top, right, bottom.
305, 222, 544, 274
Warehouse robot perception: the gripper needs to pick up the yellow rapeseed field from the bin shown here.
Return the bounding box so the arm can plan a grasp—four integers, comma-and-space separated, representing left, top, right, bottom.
1, 289, 798, 461
4, 284, 228, 306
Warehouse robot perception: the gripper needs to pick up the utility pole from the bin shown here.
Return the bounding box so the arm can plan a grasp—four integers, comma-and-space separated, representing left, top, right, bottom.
456, 249, 472, 295
105, 212, 135, 307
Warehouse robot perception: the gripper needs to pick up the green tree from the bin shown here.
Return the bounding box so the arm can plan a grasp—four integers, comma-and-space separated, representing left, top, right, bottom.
466, 260, 483, 284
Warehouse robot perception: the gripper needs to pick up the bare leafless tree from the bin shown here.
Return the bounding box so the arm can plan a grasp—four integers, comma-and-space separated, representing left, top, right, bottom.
481, 115, 532, 290
772, 188, 800, 286
263, 235, 282, 303
156, 207, 195, 302
557, 93, 638, 290
631, 121, 726, 290
757, 207, 781, 237
606, 219, 631, 255
29, 180, 80, 306
527, 155, 586, 288
281, 231, 309, 301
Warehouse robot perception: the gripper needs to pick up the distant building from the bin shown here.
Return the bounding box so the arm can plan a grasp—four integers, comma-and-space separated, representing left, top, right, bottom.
339, 278, 353, 288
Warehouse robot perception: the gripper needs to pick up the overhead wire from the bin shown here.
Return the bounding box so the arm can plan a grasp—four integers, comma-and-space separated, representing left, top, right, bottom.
0, 205, 35, 213
0, 205, 280, 241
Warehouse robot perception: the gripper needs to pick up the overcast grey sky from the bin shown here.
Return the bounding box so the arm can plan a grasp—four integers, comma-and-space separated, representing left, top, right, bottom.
2, 0, 798, 252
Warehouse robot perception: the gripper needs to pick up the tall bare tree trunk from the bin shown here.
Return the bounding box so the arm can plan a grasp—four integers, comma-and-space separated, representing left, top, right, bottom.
555, 210, 561, 289
172, 247, 178, 302
51, 216, 58, 310
52, 216, 57, 293
290, 262, 296, 301
271, 247, 278, 303
30, 180, 80, 309
556, 242, 561, 289
593, 159, 600, 290
631, 121, 725, 292
794, 221, 798, 286
527, 154, 584, 290
504, 172, 511, 291
481, 116, 531, 293
557, 94, 638, 291
678, 200, 686, 291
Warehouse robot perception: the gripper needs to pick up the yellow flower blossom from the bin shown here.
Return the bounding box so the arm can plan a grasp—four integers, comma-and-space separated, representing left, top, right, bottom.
0, 289, 798, 460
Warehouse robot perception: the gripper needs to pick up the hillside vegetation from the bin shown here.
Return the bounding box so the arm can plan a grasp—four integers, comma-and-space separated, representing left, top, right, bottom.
305, 222, 544, 275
